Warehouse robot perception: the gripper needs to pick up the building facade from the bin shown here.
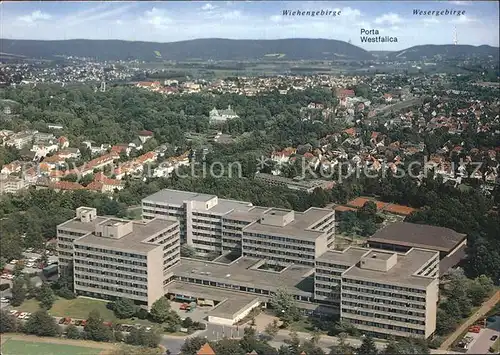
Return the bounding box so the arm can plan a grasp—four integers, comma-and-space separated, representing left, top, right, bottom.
55, 189, 451, 339
57, 207, 180, 308
142, 189, 335, 266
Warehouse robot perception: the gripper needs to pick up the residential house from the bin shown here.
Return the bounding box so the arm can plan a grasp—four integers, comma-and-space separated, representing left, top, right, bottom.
138, 130, 154, 144
209, 105, 239, 123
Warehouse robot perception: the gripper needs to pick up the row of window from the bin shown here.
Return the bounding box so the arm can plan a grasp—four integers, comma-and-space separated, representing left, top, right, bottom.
75, 281, 147, 298
243, 246, 315, 259
243, 239, 315, 253
342, 286, 425, 309
342, 315, 425, 335
57, 229, 87, 237
316, 268, 343, 277
316, 261, 350, 270
74, 252, 147, 267
74, 267, 147, 282
342, 300, 425, 318
75, 274, 147, 289
343, 278, 426, 294
74, 259, 147, 274
244, 233, 315, 245
74, 245, 147, 260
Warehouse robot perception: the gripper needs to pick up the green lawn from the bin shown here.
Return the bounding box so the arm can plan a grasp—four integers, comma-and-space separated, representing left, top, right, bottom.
14, 297, 116, 321
1, 339, 102, 355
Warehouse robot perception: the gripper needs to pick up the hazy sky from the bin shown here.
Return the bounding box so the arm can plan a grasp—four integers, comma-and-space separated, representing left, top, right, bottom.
1, 1, 499, 50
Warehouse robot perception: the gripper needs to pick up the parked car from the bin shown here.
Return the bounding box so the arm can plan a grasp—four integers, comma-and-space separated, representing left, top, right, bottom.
0, 297, 10, 303
58, 318, 66, 324
74, 320, 83, 326
18, 312, 29, 320
491, 335, 498, 341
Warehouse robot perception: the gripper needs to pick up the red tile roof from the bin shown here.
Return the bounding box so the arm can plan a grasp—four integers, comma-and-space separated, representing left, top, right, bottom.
347, 197, 388, 211
334, 205, 358, 212
197, 343, 216, 355
383, 204, 417, 216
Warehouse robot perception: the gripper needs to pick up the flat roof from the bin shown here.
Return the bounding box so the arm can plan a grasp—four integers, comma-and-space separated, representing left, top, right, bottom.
58, 216, 108, 232
142, 189, 253, 215
317, 247, 369, 266
243, 207, 333, 240
364, 250, 393, 261
172, 257, 314, 296
205, 198, 253, 215
166, 281, 261, 318
224, 206, 270, 223
74, 218, 178, 253
369, 222, 466, 253
142, 189, 216, 206
343, 248, 438, 287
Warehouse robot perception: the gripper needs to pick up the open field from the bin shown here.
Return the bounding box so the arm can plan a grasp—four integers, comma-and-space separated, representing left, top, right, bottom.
14, 297, 116, 320
1, 334, 114, 355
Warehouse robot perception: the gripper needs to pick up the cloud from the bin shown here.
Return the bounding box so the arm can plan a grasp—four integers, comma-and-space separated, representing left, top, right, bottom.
143, 7, 172, 29
270, 15, 282, 23
451, 15, 476, 24
201, 3, 216, 11
374, 13, 402, 26
64, 4, 135, 27
449, 1, 472, 6
423, 18, 440, 24
18, 10, 51, 23
341, 7, 361, 20
221, 10, 241, 20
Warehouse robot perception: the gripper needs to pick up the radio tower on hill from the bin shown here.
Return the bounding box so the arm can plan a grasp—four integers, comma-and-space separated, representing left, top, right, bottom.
453, 26, 458, 45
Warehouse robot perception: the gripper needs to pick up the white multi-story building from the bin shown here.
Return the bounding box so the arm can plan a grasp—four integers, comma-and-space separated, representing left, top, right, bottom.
141, 189, 335, 265
57, 207, 180, 309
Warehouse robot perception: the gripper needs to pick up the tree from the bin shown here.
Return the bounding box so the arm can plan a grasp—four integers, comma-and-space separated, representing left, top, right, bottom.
270, 288, 301, 326
264, 319, 280, 339
357, 201, 377, 220
66, 324, 81, 339
113, 298, 137, 319
0, 310, 18, 333
23, 309, 60, 337
284, 330, 301, 355
84, 310, 113, 342
329, 333, 355, 355
37, 283, 56, 309
12, 262, 24, 277
358, 336, 378, 355
150, 296, 172, 323
180, 336, 207, 355
381, 339, 401, 354
212, 338, 246, 355
10, 279, 26, 306
180, 244, 197, 258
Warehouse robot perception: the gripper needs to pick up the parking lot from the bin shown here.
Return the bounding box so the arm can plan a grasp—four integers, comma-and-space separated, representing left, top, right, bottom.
170, 299, 213, 323
467, 316, 500, 354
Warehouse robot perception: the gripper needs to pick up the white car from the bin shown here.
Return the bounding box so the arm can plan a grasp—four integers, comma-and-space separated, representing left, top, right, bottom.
0, 297, 9, 303
9, 259, 18, 265
9, 310, 17, 316
6, 274, 14, 280
18, 312, 28, 319
26, 263, 34, 268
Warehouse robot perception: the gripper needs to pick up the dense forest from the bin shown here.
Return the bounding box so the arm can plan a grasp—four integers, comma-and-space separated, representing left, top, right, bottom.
1, 84, 340, 149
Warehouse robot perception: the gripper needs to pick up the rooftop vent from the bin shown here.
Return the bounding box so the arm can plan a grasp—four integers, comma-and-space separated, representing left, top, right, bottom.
226, 274, 231, 277
372, 254, 377, 259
